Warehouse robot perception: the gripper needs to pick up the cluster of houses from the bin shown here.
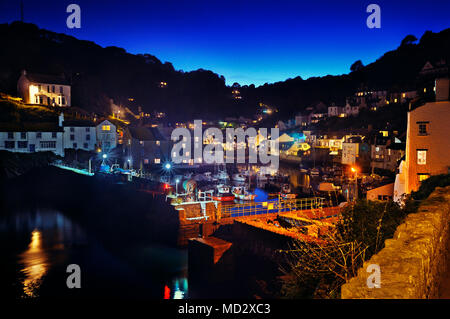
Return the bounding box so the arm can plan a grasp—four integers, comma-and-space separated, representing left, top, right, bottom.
0, 70, 118, 158
2, 65, 449, 205
0, 112, 117, 158
278, 61, 448, 129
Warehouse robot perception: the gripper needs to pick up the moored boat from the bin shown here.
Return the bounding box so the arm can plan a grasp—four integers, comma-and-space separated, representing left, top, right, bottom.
232, 186, 256, 201
212, 184, 235, 201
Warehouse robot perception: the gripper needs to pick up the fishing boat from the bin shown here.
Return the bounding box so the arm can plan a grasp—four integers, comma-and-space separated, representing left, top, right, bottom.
232, 186, 256, 201
212, 185, 235, 201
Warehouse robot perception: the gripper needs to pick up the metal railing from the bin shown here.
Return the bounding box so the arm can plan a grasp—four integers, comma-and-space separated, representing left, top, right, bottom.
219, 197, 324, 219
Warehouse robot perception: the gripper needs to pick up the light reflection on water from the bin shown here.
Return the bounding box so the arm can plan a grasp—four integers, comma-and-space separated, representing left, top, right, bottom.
19, 230, 48, 298
165, 277, 188, 299
2, 208, 188, 299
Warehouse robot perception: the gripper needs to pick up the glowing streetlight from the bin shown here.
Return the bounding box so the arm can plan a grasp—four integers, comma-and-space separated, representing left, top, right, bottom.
102, 154, 107, 159
351, 166, 358, 201
164, 163, 172, 170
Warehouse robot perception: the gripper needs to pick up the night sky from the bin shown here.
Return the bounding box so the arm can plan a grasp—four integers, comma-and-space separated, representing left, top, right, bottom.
1, 0, 449, 86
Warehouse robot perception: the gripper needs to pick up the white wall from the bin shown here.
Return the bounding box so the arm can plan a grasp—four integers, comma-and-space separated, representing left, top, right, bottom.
0, 131, 64, 156
63, 126, 96, 150
342, 142, 359, 165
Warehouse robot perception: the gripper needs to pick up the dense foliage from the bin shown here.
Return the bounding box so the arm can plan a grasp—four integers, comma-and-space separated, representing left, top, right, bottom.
280, 198, 418, 298
411, 174, 450, 201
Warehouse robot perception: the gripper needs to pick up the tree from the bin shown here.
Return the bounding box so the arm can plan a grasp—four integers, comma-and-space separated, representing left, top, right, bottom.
350, 60, 364, 72
400, 34, 418, 47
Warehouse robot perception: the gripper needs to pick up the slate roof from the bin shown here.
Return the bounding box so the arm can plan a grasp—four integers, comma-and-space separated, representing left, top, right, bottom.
25, 72, 70, 85
63, 120, 96, 127
0, 122, 64, 132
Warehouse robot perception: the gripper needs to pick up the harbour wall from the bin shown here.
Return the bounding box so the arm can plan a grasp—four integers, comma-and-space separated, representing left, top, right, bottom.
341, 186, 450, 299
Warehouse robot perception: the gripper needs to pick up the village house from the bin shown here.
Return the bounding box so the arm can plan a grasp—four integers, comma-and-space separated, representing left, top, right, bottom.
123, 126, 171, 170
0, 122, 64, 157
370, 134, 405, 172
367, 182, 394, 201
60, 113, 97, 151
96, 120, 117, 153
400, 78, 450, 194
327, 103, 344, 117
17, 70, 71, 107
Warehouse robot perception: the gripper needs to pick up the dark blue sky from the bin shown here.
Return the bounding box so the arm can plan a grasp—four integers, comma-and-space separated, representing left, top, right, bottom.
1, 0, 449, 86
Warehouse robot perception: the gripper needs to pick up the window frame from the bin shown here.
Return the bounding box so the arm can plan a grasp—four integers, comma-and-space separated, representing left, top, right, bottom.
417, 149, 428, 165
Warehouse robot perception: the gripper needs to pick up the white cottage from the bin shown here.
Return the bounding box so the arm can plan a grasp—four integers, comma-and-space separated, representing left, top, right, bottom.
17, 70, 71, 107
0, 123, 64, 157
60, 113, 97, 151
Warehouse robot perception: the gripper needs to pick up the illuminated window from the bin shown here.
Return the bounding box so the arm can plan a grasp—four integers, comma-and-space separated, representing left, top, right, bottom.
424, 88, 427, 93
156, 140, 160, 146
102, 125, 111, 131
418, 174, 430, 182
417, 150, 427, 165
402, 93, 406, 98
154, 158, 160, 164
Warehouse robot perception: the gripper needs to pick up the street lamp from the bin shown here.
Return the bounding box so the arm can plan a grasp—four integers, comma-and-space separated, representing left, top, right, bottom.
351, 166, 358, 201
164, 163, 172, 170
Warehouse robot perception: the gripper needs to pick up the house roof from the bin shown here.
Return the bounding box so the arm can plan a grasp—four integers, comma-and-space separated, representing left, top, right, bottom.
24, 72, 70, 86
0, 122, 64, 132
63, 120, 96, 127
127, 127, 156, 141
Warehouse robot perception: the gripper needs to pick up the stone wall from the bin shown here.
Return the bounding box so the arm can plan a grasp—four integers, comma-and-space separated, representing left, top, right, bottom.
341, 186, 450, 299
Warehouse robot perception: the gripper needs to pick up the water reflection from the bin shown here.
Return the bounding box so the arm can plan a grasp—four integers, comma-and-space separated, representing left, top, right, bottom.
19, 230, 48, 298
163, 278, 188, 299
2, 208, 188, 299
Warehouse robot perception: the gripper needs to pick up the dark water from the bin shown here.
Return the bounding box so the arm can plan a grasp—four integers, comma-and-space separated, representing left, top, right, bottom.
0, 201, 188, 300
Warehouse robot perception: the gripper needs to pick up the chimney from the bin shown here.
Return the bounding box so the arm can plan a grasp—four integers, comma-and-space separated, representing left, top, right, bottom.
435, 78, 449, 101
59, 112, 64, 127
21, 70, 26, 76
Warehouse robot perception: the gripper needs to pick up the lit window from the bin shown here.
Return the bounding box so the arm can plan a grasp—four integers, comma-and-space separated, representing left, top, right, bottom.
154, 158, 160, 164
102, 125, 110, 131
418, 174, 430, 182
156, 141, 160, 146
417, 150, 427, 165
402, 93, 406, 98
